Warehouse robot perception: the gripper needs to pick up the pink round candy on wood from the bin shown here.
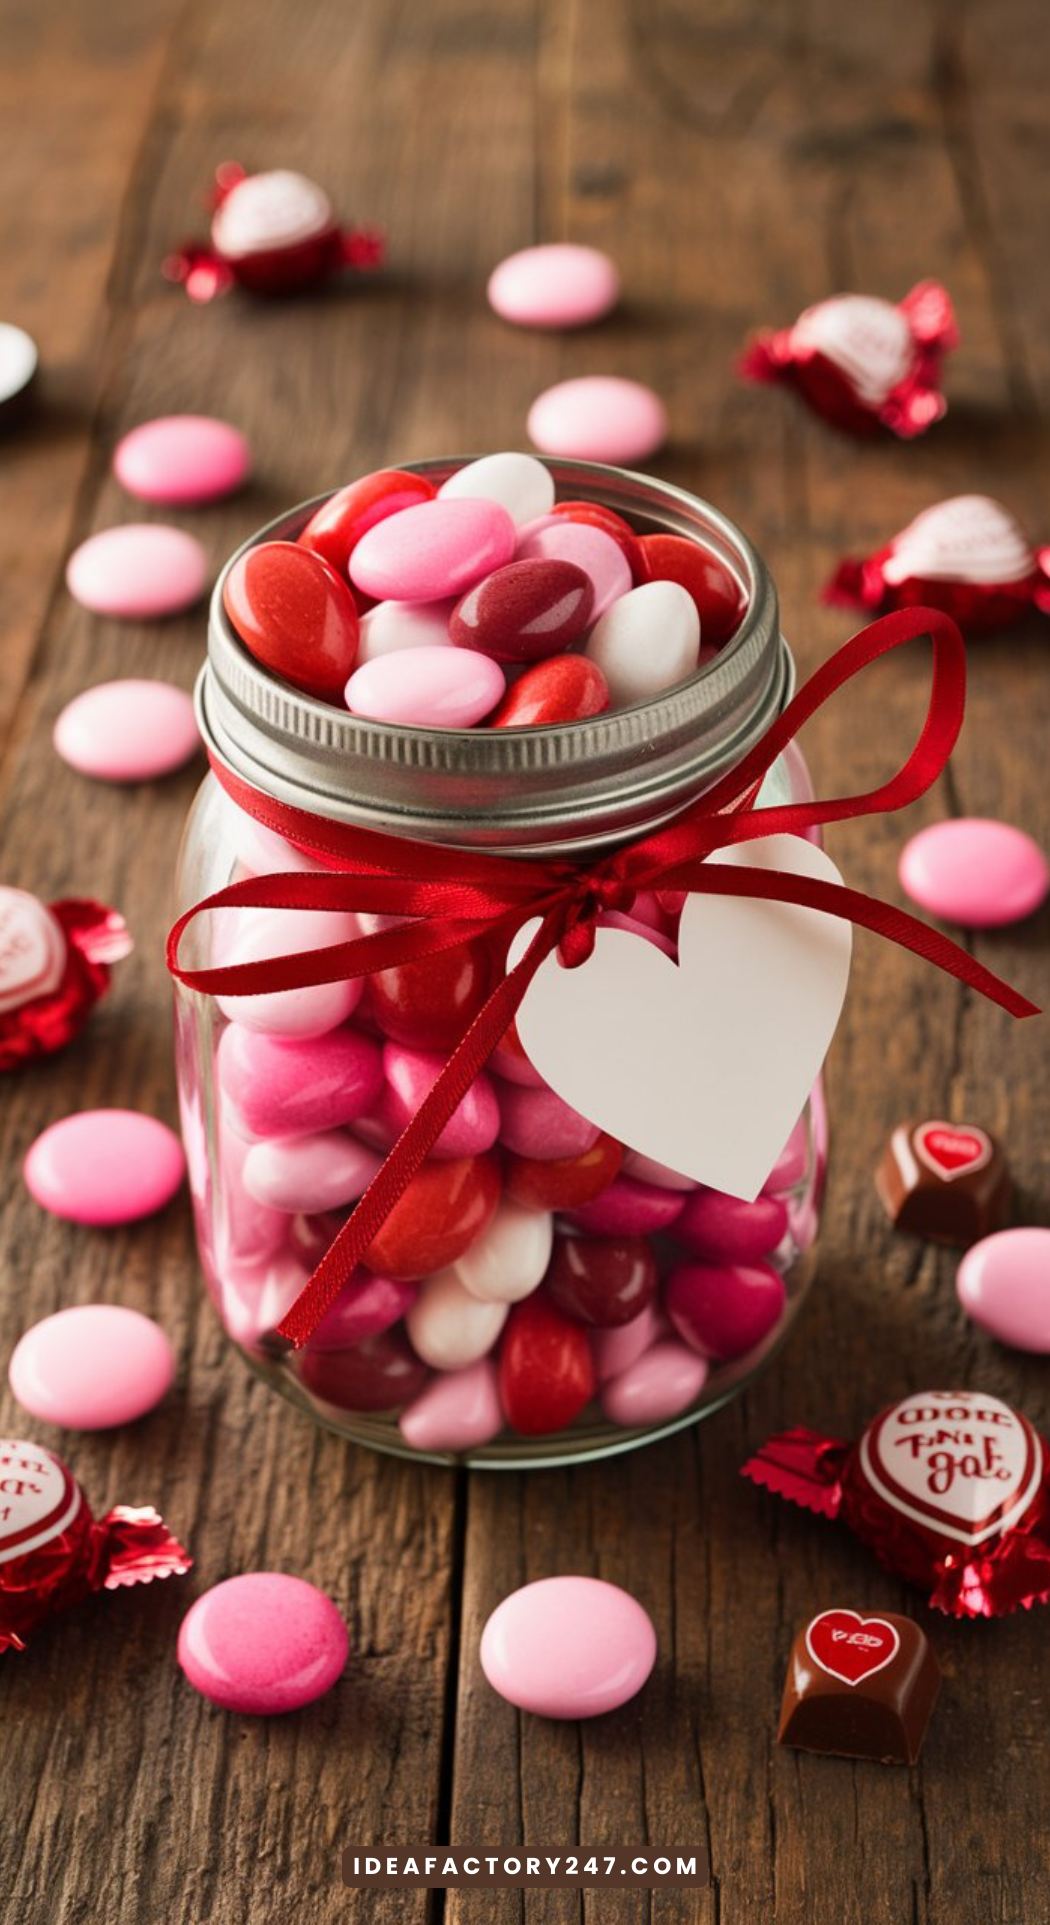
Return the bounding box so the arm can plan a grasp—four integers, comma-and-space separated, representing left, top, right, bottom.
345, 645, 505, 727
527, 376, 668, 464
956, 1227, 1050, 1352
8, 1304, 175, 1429
567, 1175, 686, 1237
666, 1259, 786, 1361
113, 414, 251, 505
241, 1129, 381, 1214
480, 1576, 656, 1719
66, 524, 208, 618
898, 818, 1050, 928
218, 1023, 383, 1137
178, 1573, 349, 1715
53, 679, 200, 782
497, 1084, 601, 1161
380, 1042, 500, 1158
24, 1109, 185, 1225
487, 244, 620, 330
399, 1358, 503, 1453
601, 1340, 708, 1427
515, 519, 632, 621
675, 1188, 789, 1264
349, 497, 516, 603
215, 908, 362, 1037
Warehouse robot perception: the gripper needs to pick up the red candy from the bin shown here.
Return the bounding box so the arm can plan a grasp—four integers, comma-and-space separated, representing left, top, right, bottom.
0, 887, 131, 1073
743, 1388, 1050, 1618
666, 1260, 786, 1360
363, 1153, 501, 1280
635, 533, 745, 646
0, 1435, 190, 1653
549, 500, 644, 575
164, 162, 384, 303
299, 470, 437, 578
545, 1234, 658, 1328
505, 1132, 623, 1210
490, 654, 610, 729
498, 1295, 596, 1435
223, 540, 360, 703
824, 494, 1050, 633
369, 939, 494, 1051
297, 1327, 428, 1412
303, 1271, 417, 1350
450, 559, 594, 663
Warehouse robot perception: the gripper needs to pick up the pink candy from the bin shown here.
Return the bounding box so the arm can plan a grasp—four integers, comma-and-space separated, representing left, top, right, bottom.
601, 1340, 708, 1427
675, 1188, 789, 1264
515, 517, 632, 620
568, 1175, 687, 1238
399, 1358, 503, 1453
241, 1129, 381, 1213
345, 645, 505, 727
379, 1043, 500, 1157
349, 497, 516, 602
497, 1083, 601, 1161
178, 1573, 348, 1715
218, 1022, 383, 1137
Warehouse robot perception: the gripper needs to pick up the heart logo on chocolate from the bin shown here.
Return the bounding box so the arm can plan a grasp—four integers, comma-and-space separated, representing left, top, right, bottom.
859, 1391, 1042, 1547
805, 1610, 900, 1687
0, 887, 65, 1017
883, 495, 1034, 589
914, 1121, 992, 1182
792, 295, 914, 406
511, 835, 851, 1200
0, 1438, 79, 1566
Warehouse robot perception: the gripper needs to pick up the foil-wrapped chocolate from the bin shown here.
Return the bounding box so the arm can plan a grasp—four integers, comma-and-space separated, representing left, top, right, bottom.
163, 163, 384, 303
876, 1120, 1011, 1247
824, 494, 1050, 630
777, 1608, 941, 1764
0, 887, 131, 1071
739, 282, 957, 438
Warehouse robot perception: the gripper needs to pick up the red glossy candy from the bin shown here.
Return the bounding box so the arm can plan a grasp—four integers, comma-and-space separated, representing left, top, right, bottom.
550, 500, 644, 577
450, 559, 594, 663
369, 939, 494, 1051
298, 469, 436, 577
636, 533, 746, 646
490, 654, 610, 729
666, 1259, 786, 1361
364, 1153, 501, 1280
498, 1294, 597, 1435
222, 540, 359, 702
545, 1234, 658, 1328
297, 1326, 428, 1412
505, 1132, 622, 1210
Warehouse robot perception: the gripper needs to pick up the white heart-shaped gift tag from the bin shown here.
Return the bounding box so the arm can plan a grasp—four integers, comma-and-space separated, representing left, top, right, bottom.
512, 835, 851, 1200
792, 295, 914, 406
883, 494, 1034, 587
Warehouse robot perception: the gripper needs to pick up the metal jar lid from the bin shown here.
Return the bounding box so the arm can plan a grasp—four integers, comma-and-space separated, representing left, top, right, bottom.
198, 457, 792, 854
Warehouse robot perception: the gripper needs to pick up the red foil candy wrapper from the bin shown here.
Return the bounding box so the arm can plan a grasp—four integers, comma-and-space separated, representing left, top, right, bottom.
163, 163, 385, 303
739, 282, 957, 438
0, 1437, 191, 1652
0, 887, 131, 1071
824, 494, 1050, 632
742, 1389, 1050, 1618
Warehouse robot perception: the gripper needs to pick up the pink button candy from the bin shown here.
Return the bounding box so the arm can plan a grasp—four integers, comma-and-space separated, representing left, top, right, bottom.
601, 1340, 708, 1427
345, 646, 505, 727
218, 1023, 383, 1137
956, 1227, 1050, 1352
527, 376, 668, 464
113, 415, 251, 505
178, 1572, 349, 1714
515, 518, 632, 621
487, 245, 620, 330
24, 1110, 186, 1224
480, 1576, 656, 1718
899, 818, 1050, 928
399, 1358, 504, 1453
66, 524, 208, 618
53, 679, 200, 782
8, 1303, 175, 1429
349, 497, 516, 603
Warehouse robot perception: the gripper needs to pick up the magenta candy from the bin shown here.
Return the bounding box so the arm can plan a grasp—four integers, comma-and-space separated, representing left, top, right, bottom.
675, 1188, 789, 1264
178, 1573, 348, 1715
956, 1227, 1050, 1352
567, 1175, 686, 1237
591, 1304, 662, 1383
601, 1341, 708, 1427
23, 1109, 186, 1225
297, 1326, 429, 1412
399, 1359, 504, 1453
241, 1129, 381, 1213
515, 519, 632, 620
666, 1260, 786, 1362
213, 1118, 287, 1272
497, 1084, 600, 1161
450, 559, 594, 663
348, 497, 516, 603
218, 1023, 383, 1138
344, 645, 505, 728
304, 1272, 417, 1352
380, 1042, 500, 1158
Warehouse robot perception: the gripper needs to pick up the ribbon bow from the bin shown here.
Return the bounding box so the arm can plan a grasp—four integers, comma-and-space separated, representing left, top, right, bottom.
168, 607, 1038, 1348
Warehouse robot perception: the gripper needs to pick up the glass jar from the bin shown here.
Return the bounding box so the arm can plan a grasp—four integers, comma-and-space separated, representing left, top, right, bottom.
173, 459, 828, 1466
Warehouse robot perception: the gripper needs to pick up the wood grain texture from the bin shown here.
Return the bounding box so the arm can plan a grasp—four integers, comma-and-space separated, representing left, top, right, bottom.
0, 1, 1047, 1921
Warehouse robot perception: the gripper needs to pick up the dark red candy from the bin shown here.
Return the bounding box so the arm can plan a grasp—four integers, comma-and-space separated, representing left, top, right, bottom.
545, 1233, 658, 1328
299, 469, 436, 577
550, 501, 644, 576
364, 1153, 501, 1281
222, 540, 359, 703
636, 534, 746, 646
297, 1326, 428, 1412
450, 559, 594, 663
490, 654, 610, 729
498, 1294, 596, 1435
369, 938, 494, 1051
505, 1132, 623, 1210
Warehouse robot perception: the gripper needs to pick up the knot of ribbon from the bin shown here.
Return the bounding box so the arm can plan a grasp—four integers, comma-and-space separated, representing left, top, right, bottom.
167, 607, 1039, 1350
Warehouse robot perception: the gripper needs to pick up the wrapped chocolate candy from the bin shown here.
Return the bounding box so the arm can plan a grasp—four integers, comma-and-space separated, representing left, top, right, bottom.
825, 494, 1050, 631
739, 282, 957, 438
742, 1389, 1050, 1617
875, 1119, 1011, 1247
0, 1437, 191, 1652
0, 887, 131, 1071
163, 163, 384, 303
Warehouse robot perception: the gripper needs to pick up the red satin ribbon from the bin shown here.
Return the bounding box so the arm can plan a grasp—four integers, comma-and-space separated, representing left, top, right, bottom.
168, 608, 1039, 1348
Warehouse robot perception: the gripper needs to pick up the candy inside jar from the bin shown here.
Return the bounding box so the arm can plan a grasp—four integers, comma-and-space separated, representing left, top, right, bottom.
174, 458, 825, 1464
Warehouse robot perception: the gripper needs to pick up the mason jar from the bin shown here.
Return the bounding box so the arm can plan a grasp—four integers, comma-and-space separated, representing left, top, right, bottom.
173, 459, 828, 1466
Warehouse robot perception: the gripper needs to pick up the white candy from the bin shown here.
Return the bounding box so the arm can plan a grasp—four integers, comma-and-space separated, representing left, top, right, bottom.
242, 1130, 381, 1214
438, 451, 555, 528
406, 1269, 509, 1370
453, 1199, 553, 1304
585, 580, 700, 705
216, 906, 362, 1038
356, 598, 454, 663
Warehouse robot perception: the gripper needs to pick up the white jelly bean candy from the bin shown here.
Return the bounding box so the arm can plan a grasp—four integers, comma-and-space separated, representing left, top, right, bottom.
356, 598, 454, 664
216, 907, 362, 1037
399, 1358, 504, 1452
453, 1199, 553, 1304
438, 452, 555, 528
241, 1130, 381, 1214
345, 646, 505, 728
585, 580, 699, 704
406, 1269, 509, 1370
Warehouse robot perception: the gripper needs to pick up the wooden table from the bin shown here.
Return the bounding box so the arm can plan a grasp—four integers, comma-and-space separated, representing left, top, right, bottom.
2, 2, 1048, 1918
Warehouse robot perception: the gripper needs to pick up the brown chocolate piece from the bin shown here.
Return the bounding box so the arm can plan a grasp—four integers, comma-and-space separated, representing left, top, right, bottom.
875, 1119, 1010, 1247
778, 1609, 940, 1765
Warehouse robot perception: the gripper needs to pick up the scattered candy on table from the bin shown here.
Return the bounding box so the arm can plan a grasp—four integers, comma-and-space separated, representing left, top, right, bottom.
0, 1436, 190, 1654
8, 1304, 175, 1429
66, 524, 208, 619
777, 1609, 941, 1765
955, 1227, 1050, 1353
480, 1576, 656, 1718
177, 1572, 348, 1713
53, 679, 200, 782
527, 376, 668, 463
113, 414, 251, 504
898, 818, 1050, 928
0, 321, 39, 428
23, 1109, 186, 1225
0, 887, 131, 1071
739, 281, 957, 437
163, 163, 384, 303
824, 495, 1050, 629
875, 1120, 1011, 1247
487, 243, 620, 329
